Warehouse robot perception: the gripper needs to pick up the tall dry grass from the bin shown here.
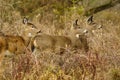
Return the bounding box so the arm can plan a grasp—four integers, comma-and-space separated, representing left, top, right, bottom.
0, 0, 120, 80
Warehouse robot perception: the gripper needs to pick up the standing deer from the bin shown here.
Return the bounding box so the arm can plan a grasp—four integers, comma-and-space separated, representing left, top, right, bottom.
0, 17, 40, 60
0, 18, 41, 76
30, 24, 89, 53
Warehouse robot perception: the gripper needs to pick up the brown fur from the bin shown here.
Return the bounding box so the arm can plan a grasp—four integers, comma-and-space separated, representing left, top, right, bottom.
76, 34, 89, 52
0, 27, 39, 58
0, 36, 7, 63
30, 19, 90, 53
0, 34, 27, 59
31, 34, 72, 52
4, 35, 26, 55
31, 31, 89, 53
0, 18, 40, 64
27, 17, 101, 53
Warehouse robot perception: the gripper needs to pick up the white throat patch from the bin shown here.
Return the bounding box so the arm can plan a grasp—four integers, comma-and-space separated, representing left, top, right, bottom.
76, 34, 80, 38
28, 33, 32, 37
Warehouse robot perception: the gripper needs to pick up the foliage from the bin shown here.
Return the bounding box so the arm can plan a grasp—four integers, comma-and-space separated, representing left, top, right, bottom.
110, 69, 120, 80
0, 0, 120, 80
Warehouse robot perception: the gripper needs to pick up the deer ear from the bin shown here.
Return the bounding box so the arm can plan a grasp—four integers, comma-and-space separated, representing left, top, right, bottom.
87, 15, 93, 24
75, 19, 78, 25
73, 19, 80, 29
23, 17, 28, 24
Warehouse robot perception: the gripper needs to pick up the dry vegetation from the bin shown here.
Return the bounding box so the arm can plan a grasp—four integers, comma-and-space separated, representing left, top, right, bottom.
0, 0, 120, 80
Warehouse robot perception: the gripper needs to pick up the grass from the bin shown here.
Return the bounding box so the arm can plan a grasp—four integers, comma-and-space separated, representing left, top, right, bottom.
0, 0, 120, 80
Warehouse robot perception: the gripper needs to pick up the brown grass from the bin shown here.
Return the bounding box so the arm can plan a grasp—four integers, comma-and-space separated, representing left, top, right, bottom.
0, 1, 120, 80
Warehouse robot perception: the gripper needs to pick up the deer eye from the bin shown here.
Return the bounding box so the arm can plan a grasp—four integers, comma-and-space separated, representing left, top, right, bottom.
31, 27, 35, 29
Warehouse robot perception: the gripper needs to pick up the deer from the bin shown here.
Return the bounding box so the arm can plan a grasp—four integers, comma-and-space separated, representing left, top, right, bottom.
30, 23, 89, 53
30, 33, 89, 53
0, 17, 40, 60
0, 18, 42, 75
30, 14, 103, 54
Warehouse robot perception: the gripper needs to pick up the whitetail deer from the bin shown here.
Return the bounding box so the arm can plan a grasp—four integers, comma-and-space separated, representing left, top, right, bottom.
0, 17, 40, 60
30, 24, 89, 53
72, 15, 102, 37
